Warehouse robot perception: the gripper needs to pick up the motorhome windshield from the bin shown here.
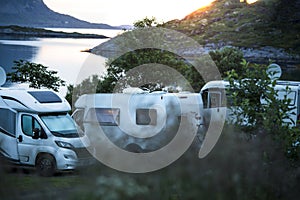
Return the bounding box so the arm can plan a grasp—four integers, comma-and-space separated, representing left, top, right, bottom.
40, 114, 79, 138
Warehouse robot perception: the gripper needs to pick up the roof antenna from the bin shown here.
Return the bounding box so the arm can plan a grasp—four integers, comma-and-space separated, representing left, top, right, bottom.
266, 63, 282, 81
0, 67, 7, 86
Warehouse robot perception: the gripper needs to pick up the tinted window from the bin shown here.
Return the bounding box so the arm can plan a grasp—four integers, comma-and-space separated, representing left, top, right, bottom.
202, 91, 209, 109
28, 91, 62, 103
21, 115, 43, 137
72, 109, 85, 131
40, 114, 78, 138
209, 92, 221, 108
0, 109, 16, 136
136, 109, 157, 125
277, 90, 296, 106
85, 108, 120, 126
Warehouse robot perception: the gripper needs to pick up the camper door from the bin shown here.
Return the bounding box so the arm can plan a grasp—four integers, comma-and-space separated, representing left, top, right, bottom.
17, 113, 46, 164
0, 108, 19, 161
202, 89, 227, 124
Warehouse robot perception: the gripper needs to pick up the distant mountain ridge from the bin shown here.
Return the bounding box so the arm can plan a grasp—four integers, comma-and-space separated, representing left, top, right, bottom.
163, 0, 300, 65
0, 0, 118, 29
164, 0, 300, 51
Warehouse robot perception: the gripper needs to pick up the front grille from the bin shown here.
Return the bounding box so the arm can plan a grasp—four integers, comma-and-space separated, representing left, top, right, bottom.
73, 147, 92, 159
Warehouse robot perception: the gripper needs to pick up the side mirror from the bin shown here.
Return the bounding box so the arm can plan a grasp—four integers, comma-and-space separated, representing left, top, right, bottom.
32, 128, 40, 139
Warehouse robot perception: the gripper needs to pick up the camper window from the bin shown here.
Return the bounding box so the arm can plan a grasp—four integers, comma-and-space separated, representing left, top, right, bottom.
277, 90, 296, 106
21, 115, 43, 138
202, 89, 227, 108
0, 109, 16, 136
209, 92, 221, 108
72, 109, 84, 131
136, 109, 157, 125
202, 91, 209, 108
85, 108, 120, 126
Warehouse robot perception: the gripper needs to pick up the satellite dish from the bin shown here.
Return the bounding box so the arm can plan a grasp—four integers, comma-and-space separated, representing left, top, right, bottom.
0, 67, 7, 86
267, 63, 282, 80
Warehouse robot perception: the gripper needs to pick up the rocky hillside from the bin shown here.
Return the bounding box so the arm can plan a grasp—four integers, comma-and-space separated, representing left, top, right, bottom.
0, 0, 116, 29
164, 0, 300, 65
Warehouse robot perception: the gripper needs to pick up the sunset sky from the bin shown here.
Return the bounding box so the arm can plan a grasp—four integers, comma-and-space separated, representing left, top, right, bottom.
44, 0, 216, 26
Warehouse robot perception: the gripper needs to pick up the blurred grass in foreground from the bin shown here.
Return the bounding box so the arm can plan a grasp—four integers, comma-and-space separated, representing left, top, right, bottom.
1, 125, 300, 200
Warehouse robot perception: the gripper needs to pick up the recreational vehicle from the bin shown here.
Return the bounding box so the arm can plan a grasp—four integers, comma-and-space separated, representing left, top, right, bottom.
72, 89, 204, 153
0, 87, 94, 176
200, 80, 300, 127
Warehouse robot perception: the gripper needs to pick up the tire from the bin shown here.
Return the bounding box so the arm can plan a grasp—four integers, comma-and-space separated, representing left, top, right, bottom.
36, 154, 56, 177
125, 143, 143, 153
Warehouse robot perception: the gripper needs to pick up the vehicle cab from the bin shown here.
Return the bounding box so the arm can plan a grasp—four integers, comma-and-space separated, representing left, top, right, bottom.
0, 88, 94, 176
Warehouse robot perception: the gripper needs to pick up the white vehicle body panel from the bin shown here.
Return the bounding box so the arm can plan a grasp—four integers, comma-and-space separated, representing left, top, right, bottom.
0, 87, 93, 173
73, 91, 204, 152
200, 80, 300, 127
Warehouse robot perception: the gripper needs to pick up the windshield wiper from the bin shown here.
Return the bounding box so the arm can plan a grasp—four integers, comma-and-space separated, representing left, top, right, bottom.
51, 131, 65, 137
65, 132, 80, 138
51, 131, 79, 138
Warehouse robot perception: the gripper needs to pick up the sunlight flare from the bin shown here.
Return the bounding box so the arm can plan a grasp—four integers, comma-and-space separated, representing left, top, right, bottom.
240, 0, 259, 4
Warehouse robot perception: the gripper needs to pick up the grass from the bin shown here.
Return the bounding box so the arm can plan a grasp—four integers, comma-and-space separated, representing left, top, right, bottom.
1, 125, 299, 200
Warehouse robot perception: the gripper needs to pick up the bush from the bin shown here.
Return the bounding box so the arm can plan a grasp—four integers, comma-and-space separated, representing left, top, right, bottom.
7, 60, 65, 92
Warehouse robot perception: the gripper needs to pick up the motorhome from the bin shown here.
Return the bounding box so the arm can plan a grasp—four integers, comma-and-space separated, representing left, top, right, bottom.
0, 87, 94, 176
72, 88, 204, 153
200, 80, 300, 127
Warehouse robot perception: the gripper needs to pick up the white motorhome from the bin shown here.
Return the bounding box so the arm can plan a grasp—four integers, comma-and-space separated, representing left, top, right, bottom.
0, 87, 94, 176
200, 80, 300, 127
72, 89, 204, 152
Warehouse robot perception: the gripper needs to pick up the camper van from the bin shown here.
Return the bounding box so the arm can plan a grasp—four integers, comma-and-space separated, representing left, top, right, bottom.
72, 89, 204, 153
0, 87, 94, 176
200, 80, 300, 127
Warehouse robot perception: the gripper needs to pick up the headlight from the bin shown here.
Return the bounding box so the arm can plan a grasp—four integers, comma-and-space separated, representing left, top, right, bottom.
55, 141, 74, 149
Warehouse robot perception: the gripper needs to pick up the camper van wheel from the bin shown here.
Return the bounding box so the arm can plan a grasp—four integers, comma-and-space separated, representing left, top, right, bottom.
36, 154, 56, 177
126, 144, 143, 153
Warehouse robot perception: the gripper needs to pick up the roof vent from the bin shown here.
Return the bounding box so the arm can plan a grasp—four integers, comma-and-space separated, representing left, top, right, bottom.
122, 87, 149, 94
28, 91, 62, 103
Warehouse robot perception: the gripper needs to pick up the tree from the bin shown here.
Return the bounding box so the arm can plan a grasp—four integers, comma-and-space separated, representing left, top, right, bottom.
7, 60, 65, 92
68, 46, 246, 104
226, 60, 300, 160
101, 49, 193, 93
209, 47, 244, 78
133, 17, 162, 28
226, 60, 293, 130
66, 75, 100, 107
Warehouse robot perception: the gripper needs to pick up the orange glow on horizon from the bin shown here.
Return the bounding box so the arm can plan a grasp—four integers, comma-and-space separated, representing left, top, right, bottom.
198, 0, 216, 8
44, 0, 218, 26
240, 0, 259, 4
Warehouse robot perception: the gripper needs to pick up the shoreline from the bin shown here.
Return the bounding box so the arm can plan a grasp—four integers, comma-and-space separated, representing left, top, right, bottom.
0, 25, 110, 39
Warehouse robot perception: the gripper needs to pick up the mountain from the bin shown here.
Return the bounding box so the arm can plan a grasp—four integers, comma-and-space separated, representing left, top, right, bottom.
163, 0, 300, 65
0, 0, 117, 29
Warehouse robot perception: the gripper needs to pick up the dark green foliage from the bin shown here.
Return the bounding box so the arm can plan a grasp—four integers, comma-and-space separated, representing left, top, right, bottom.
226, 60, 300, 160
6, 60, 65, 92
69, 48, 200, 104
226, 60, 273, 129
67, 75, 100, 108
104, 48, 193, 92
209, 47, 244, 77
68, 47, 247, 105
133, 17, 160, 28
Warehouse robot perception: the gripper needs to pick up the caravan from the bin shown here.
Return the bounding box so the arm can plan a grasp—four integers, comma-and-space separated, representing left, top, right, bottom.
0, 87, 94, 176
200, 80, 300, 127
72, 89, 204, 153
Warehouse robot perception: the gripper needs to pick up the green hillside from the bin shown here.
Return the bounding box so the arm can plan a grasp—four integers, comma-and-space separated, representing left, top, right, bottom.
164, 0, 300, 53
